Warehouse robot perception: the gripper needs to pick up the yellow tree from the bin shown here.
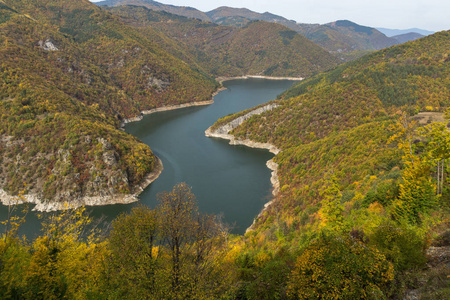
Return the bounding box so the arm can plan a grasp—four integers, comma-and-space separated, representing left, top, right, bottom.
393, 159, 436, 224
389, 111, 438, 224
388, 111, 417, 164
157, 182, 198, 298
288, 234, 394, 299
318, 173, 346, 232
24, 206, 105, 299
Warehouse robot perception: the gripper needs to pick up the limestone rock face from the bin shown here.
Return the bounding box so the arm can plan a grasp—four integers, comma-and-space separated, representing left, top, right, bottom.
0, 134, 162, 212
38, 39, 59, 51
204, 104, 282, 233
205, 103, 281, 154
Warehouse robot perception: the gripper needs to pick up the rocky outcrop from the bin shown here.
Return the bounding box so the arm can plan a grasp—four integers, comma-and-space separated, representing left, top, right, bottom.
205, 103, 281, 154
121, 100, 215, 127
204, 103, 282, 233
216, 75, 303, 84
0, 156, 163, 212
38, 39, 59, 51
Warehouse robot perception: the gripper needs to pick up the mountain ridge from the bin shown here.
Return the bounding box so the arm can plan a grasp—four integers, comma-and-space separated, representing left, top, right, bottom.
106, 5, 339, 78
96, 0, 411, 62
96, 0, 211, 21
377, 27, 435, 37
392, 32, 425, 44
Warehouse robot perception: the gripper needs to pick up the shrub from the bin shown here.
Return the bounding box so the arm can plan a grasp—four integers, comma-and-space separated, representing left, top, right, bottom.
288, 233, 394, 299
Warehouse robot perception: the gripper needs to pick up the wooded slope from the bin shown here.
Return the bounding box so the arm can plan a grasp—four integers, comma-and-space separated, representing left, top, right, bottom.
215, 30, 449, 233
0, 0, 216, 206
107, 5, 340, 78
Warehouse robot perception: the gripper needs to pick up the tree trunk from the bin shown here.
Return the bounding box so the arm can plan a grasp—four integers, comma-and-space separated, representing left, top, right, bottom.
437, 160, 440, 195
441, 159, 445, 195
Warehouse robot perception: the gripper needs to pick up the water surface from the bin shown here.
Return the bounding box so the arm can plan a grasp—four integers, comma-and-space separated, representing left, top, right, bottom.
1, 78, 296, 236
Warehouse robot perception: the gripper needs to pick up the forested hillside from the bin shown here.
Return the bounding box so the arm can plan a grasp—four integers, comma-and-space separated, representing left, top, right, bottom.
106, 5, 340, 78
0, 0, 342, 209
102, 1, 404, 62
223, 30, 449, 228
208, 30, 450, 298
97, 0, 211, 21
0, 0, 217, 208
0, 1, 448, 299
296, 20, 399, 61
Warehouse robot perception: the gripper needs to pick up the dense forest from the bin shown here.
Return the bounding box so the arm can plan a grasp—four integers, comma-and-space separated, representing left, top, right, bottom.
0, 0, 449, 298
105, 5, 340, 77
208, 30, 450, 299
0, 0, 221, 207
0, 0, 339, 207
99, 0, 405, 62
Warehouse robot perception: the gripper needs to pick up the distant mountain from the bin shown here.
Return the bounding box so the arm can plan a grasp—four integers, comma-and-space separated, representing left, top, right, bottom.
107, 5, 339, 78
377, 27, 435, 37
96, 1, 414, 62
206, 6, 290, 24
96, 0, 211, 21
195, 7, 402, 61
206, 8, 402, 61
392, 32, 425, 44
296, 20, 399, 61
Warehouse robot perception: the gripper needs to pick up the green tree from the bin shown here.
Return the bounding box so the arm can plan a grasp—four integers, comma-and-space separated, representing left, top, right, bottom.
368, 221, 427, 272
319, 173, 346, 232
420, 122, 450, 195
157, 182, 198, 297
287, 234, 394, 299
104, 205, 161, 299
394, 156, 436, 224
103, 183, 233, 299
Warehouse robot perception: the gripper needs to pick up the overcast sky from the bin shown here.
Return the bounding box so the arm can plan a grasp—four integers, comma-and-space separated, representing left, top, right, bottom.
91, 0, 449, 32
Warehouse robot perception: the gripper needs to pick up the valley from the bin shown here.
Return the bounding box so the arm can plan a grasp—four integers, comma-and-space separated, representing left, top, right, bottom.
0, 0, 448, 298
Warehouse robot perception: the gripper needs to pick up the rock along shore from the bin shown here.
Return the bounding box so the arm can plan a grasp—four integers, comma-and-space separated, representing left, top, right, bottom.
204, 103, 282, 233
216, 75, 304, 84
2, 76, 299, 212
120, 85, 227, 127
121, 75, 302, 126
0, 157, 164, 212
120, 100, 216, 127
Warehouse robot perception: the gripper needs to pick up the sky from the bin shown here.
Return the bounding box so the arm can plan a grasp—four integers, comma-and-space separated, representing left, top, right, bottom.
91, 0, 450, 32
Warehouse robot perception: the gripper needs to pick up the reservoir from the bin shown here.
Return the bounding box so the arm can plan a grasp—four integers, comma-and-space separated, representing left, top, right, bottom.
1, 78, 296, 236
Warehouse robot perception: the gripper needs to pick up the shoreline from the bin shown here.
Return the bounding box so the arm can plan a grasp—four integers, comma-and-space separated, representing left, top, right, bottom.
0, 156, 164, 212
121, 75, 302, 127
245, 159, 279, 233
216, 75, 304, 84
120, 99, 216, 127
121, 84, 227, 127
2, 76, 296, 212
204, 103, 282, 233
